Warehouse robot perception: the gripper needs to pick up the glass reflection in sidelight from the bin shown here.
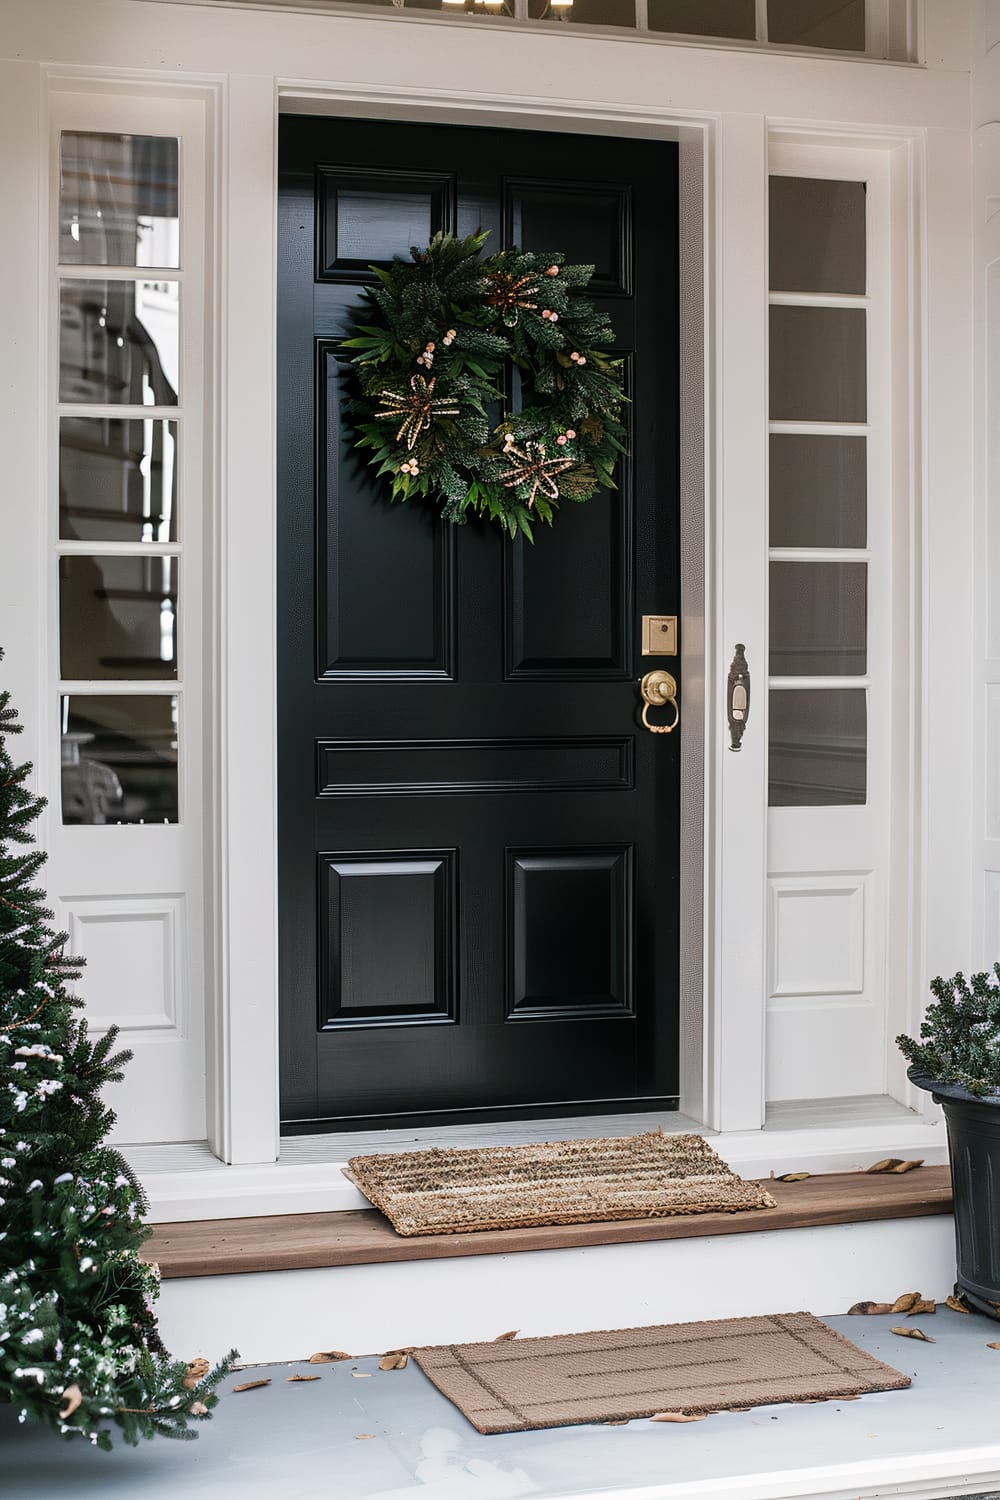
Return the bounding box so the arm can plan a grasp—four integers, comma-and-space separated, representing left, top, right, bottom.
769, 434, 866, 550
769, 177, 866, 295
769, 305, 867, 424
61, 694, 178, 824
768, 688, 866, 807
60, 416, 177, 545
60, 132, 179, 269
59, 280, 179, 406
59, 555, 178, 681
769, 560, 867, 677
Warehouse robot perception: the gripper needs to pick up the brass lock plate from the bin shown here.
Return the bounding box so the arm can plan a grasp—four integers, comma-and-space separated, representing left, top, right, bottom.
641, 615, 678, 656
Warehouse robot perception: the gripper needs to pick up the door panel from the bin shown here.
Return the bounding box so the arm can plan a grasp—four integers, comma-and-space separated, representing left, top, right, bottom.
278, 116, 679, 1130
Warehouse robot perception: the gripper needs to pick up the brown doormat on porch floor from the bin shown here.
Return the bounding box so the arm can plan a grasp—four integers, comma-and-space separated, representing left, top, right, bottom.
412, 1313, 912, 1434
345, 1130, 775, 1236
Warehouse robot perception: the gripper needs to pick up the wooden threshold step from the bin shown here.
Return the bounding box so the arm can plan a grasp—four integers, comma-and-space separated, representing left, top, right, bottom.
145, 1165, 952, 1279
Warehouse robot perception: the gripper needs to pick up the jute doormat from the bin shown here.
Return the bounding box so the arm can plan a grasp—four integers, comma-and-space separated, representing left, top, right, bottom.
412, 1313, 912, 1434
345, 1130, 775, 1236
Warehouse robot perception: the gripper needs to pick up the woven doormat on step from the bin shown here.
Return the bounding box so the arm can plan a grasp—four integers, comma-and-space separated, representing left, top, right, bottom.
412, 1313, 912, 1434
344, 1130, 775, 1236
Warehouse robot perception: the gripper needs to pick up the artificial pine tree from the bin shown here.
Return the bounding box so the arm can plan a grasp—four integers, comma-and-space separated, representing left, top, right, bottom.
0, 657, 234, 1447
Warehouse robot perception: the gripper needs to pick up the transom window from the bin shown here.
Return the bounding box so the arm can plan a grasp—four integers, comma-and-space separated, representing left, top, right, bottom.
304, 0, 915, 59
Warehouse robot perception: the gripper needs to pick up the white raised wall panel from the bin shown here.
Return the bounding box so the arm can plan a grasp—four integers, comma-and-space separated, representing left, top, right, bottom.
65, 896, 185, 1034
768, 876, 867, 1000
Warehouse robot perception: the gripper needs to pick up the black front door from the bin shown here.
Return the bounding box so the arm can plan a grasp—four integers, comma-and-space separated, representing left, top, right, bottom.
278, 116, 679, 1131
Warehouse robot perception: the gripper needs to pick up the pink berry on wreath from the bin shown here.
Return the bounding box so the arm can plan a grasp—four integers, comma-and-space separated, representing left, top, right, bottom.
566, 429, 576, 439
577, 356, 586, 364
546, 265, 559, 276
556, 434, 567, 446
541, 309, 551, 319
426, 342, 435, 352
548, 312, 559, 322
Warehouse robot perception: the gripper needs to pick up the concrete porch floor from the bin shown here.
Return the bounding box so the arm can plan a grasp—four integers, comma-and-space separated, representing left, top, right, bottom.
4, 1308, 1000, 1500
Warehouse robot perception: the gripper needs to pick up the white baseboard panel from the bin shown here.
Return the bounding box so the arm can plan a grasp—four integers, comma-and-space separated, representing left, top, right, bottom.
155, 1213, 956, 1366
130, 1109, 949, 1223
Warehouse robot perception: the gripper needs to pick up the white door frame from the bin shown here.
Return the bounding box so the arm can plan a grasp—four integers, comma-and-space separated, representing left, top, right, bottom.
216, 79, 771, 1165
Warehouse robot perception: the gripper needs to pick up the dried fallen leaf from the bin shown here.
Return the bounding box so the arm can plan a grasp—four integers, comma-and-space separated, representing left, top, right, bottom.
946, 1293, 971, 1314
233, 1379, 272, 1392
355, 1434, 375, 1441
890, 1159, 924, 1173
604, 1419, 630, 1426
494, 1330, 519, 1342
183, 1357, 211, 1390
890, 1292, 922, 1314
777, 1171, 811, 1182
651, 1411, 707, 1423
351, 1372, 372, 1379
59, 1384, 82, 1419
848, 1301, 891, 1315
287, 1375, 322, 1383
379, 1353, 409, 1371
309, 1350, 352, 1364
889, 1326, 935, 1343
987, 1342, 1000, 1350
867, 1158, 904, 1174
908, 1300, 936, 1316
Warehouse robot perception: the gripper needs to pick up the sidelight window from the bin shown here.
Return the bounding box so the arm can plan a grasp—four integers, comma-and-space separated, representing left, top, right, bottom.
56, 130, 182, 825
767, 173, 871, 809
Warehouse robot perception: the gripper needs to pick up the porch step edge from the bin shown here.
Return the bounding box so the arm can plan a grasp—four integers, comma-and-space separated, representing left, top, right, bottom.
145, 1165, 953, 1278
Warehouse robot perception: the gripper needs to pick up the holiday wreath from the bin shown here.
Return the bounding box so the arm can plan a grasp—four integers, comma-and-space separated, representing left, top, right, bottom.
341, 230, 627, 540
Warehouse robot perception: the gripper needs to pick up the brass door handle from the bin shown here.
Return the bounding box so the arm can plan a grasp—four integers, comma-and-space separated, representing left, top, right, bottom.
639, 670, 679, 734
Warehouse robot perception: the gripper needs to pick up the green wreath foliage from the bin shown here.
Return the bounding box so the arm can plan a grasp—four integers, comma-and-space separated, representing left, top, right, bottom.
341, 230, 628, 540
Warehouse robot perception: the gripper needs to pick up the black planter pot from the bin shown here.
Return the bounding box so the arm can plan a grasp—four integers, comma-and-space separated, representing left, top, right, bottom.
910, 1067, 1000, 1318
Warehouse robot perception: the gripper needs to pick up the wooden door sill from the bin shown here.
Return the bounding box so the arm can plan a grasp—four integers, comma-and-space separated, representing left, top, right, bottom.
145, 1164, 952, 1279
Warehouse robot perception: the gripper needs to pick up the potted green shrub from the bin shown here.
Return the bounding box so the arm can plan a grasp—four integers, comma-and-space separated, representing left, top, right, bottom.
898, 966, 1000, 1318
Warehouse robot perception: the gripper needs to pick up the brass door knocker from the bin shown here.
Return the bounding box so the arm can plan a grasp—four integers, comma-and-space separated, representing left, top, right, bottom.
639, 670, 680, 734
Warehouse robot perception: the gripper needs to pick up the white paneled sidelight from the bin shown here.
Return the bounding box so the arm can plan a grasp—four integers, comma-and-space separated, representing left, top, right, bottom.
765, 140, 904, 1103
47, 87, 211, 1143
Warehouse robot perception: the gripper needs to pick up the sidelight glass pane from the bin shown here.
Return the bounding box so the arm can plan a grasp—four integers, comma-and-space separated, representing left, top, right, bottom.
768, 0, 866, 51
769, 689, 866, 806
647, 0, 756, 38
529, 0, 635, 23
61, 694, 178, 824
59, 279, 179, 406
769, 560, 867, 676
769, 434, 866, 549
59, 554, 178, 681
769, 305, 866, 423
60, 132, 179, 269
769, 177, 866, 295
60, 416, 177, 544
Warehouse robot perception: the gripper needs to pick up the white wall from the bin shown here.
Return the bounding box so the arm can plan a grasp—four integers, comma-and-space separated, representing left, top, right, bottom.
0, 0, 977, 1155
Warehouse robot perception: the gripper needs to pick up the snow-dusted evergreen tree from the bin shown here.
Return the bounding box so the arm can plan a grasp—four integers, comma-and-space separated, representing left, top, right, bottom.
897, 965, 1000, 1096
0, 656, 233, 1447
